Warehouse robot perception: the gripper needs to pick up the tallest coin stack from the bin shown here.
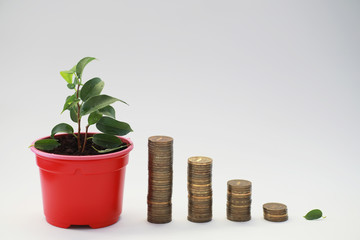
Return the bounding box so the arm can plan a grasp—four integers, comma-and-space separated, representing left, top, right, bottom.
147, 136, 173, 224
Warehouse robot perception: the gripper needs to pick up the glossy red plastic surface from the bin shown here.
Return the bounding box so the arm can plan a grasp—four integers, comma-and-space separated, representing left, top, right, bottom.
30, 135, 133, 228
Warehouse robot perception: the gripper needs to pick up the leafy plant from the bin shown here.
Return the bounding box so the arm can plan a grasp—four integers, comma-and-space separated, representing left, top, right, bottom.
34, 57, 133, 153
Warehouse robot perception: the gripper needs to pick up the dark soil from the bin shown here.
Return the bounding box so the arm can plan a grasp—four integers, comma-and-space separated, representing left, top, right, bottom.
42, 134, 126, 156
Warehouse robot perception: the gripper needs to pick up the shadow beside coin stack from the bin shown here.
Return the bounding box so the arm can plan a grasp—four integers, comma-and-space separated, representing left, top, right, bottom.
187, 156, 213, 223
227, 179, 252, 222
147, 136, 173, 224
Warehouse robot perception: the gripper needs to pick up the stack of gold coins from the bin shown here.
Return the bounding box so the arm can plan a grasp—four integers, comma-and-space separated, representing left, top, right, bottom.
227, 179, 252, 222
187, 156, 213, 223
263, 202, 288, 222
147, 136, 173, 224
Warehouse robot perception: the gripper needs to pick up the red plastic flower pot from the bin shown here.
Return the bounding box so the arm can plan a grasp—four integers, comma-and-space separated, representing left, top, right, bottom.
30, 135, 134, 229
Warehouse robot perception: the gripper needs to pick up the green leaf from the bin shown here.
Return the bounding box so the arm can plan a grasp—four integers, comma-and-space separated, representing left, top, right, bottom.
67, 83, 76, 89
92, 144, 127, 153
51, 123, 74, 138
304, 209, 323, 220
73, 75, 79, 85
96, 116, 133, 136
98, 105, 116, 118
60, 70, 74, 84
80, 95, 124, 116
88, 111, 103, 125
62, 94, 79, 113
69, 65, 76, 73
76, 57, 96, 79
80, 77, 104, 101
92, 133, 123, 148
70, 106, 78, 123
34, 139, 61, 151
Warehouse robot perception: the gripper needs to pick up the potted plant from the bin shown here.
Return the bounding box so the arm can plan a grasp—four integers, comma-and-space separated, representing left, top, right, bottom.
30, 57, 134, 228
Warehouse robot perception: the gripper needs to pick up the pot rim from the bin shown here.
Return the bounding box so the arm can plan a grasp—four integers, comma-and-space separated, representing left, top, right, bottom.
30, 133, 134, 160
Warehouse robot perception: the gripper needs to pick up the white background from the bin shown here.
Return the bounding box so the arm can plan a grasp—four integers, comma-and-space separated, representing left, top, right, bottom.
0, 0, 359, 239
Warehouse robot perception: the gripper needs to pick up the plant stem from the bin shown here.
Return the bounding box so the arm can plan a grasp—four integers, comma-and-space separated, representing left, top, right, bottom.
81, 125, 90, 153
76, 82, 82, 152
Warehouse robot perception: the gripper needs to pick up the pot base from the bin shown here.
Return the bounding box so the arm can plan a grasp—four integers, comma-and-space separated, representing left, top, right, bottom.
46, 216, 120, 229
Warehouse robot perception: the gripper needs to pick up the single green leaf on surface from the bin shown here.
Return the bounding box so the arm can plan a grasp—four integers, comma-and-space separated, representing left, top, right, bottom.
76, 57, 96, 79
80, 95, 124, 116
51, 123, 74, 138
70, 106, 78, 123
304, 209, 324, 220
88, 111, 103, 125
80, 77, 104, 101
96, 116, 133, 136
34, 139, 61, 151
92, 133, 123, 149
62, 94, 80, 113
98, 105, 116, 118
60, 70, 74, 84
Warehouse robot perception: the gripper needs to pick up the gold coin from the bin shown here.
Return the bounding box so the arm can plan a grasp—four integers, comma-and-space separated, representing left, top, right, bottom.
188, 156, 212, 165
227, 214, 251, 222
188, 164, 212, 169
229, 192, 251, 197
188, 198, 212, 202
147, 217, 172, 224
189, 195, 212, 199
147, 195, 172, 201
148, 135, 173, 144
187, 215, 212, 223
264, 213, 288, 222
188, 183, 211, 187
227, 198, 252, 205
263, 202, 287, 215
227, 179, 251, 188
148, 200, 171, 204
189, 203, 212, 207
148, 206, 172, 211
189, 193, 212, 198
149, 151, 173, 156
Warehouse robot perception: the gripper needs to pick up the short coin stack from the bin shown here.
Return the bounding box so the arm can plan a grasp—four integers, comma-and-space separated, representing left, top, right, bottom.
147, 136, 173, 224
227, 179, 252, 222
263, 202, 288, 222
187, 156, 213, 223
